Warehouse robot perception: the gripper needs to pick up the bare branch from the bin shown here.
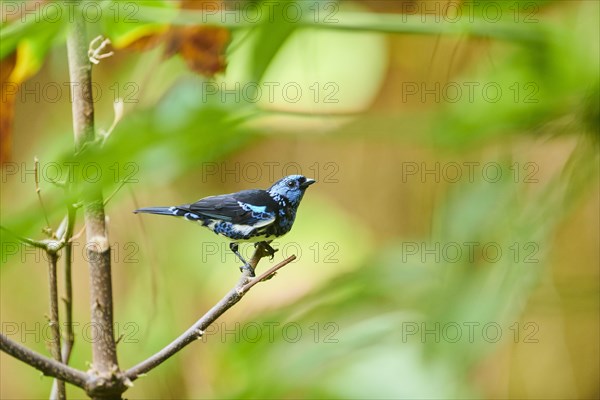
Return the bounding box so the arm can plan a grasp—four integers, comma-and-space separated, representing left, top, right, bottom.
2, 222, 297, 397
51, 204, 77, 400
241, 255, 297, 293
69, 223, 86, 243
47, 252, 66, 400
124, 246, 296, 381
103, 180, 127, 207
61, 205, 77, 363
0, 334, 88, 388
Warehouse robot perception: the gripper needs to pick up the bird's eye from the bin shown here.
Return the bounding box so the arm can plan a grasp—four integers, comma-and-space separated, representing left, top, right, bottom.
287, 181, 295, 188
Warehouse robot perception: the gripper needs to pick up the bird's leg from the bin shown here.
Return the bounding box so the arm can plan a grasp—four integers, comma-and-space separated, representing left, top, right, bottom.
230, 242, 254, 277
255, 241, 278, 260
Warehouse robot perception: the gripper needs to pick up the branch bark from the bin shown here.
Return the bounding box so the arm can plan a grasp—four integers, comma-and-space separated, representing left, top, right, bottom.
0, 334, 88, 388
66, 6, 121, 399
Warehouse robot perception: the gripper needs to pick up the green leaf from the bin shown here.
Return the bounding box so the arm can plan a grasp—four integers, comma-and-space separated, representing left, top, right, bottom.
247, 1, 300, 83
0, 5, 66, 80
100, 0, 178, 48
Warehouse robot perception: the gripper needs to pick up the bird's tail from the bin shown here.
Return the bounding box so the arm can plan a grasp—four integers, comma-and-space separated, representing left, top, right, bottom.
134, 206, 182, 216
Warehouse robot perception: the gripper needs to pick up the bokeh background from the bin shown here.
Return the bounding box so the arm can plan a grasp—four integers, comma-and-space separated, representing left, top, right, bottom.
1, 0, 598, 399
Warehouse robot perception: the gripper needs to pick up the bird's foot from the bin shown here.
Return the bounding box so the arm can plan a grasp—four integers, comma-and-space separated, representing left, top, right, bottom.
239, 263, 255, 278
255, 241, 278, 260
230, 242, 255, 277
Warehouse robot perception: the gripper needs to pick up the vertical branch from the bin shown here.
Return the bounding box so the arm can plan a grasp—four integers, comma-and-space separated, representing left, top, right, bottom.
61, 205, 76, 363
66, 5, 122, 398
47, 252, 65, 400
51, 204, 77, 399
83, 201, 119, 374
66, 19, 94, 150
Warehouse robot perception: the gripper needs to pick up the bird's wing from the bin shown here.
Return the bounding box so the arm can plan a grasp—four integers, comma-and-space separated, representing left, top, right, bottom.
183, 190, 278, 227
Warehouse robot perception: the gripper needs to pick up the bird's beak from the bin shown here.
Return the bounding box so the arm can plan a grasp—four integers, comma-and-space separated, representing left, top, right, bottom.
301, 179, 316, 189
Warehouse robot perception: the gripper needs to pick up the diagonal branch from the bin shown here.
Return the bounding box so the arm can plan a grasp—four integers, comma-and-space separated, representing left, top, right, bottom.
240, 255, 297, 293
0, 334, 88, 388
124, 246, 296, 381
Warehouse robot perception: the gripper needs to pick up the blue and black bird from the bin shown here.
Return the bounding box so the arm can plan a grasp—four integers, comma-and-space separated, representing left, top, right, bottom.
134, 175, 316, 276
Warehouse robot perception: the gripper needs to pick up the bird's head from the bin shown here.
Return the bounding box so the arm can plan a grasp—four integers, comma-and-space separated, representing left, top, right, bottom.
268, 175, 316, 206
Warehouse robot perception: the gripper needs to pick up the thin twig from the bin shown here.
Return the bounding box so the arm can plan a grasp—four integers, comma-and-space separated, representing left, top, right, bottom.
69, 223, 86, 243
61, 205, 76, 363
240, 255, 296, 293
46, 176, 79, 400
103, 180, 127, 206
34, 157, 52, 233
100, 99, 124, 145
47, 252, 65, 400
124, 245, 296, 381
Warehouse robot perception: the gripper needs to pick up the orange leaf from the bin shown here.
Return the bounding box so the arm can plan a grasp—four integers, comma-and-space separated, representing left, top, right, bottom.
164, 26, 230, 77
0, 53, 17, 163
116, 0, 231, 77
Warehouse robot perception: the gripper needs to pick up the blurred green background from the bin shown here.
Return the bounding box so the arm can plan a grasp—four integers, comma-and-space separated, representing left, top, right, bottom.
1, 0, 598, 399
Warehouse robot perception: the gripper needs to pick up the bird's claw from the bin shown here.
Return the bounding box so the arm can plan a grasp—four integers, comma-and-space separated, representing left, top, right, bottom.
266, 247, 278, 260
270, 251, 278, 260
256, 242, 278, 260
239, 263, 255, 278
